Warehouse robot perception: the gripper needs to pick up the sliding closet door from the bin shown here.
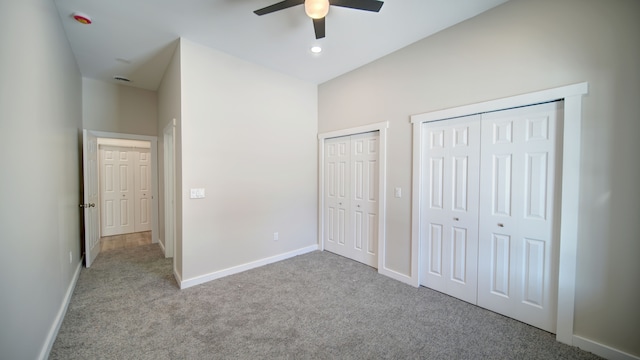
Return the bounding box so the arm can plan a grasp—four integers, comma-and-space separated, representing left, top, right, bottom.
420, 115, 481, 304
324, 132, 379, 268
477, 101, 562, 333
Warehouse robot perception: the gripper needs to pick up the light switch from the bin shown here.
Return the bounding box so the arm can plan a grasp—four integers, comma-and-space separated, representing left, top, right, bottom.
190, 188, 205, 199
394, 187, 402, 198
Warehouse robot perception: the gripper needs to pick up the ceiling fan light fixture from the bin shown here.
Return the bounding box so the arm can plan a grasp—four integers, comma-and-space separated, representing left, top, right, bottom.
304, 0, 329, 19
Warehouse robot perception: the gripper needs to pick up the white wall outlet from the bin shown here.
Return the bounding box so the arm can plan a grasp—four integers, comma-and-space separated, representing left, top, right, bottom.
190, 188, 205, 199
273, 232, 279, 241
394, 187, 402, 198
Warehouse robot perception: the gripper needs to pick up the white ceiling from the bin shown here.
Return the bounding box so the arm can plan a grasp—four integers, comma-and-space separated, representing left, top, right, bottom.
53, 0, 508, 90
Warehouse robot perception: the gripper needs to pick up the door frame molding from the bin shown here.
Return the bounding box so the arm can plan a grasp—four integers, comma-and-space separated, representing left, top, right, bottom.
86, 130, 159, 245
163, 119, 176, 260
318, 121, 394, 277
410, 82, 588, 346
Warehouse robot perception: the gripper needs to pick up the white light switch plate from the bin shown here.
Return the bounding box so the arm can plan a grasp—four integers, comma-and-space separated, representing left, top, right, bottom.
190, 188, 205, 199
394, 187, 402, 198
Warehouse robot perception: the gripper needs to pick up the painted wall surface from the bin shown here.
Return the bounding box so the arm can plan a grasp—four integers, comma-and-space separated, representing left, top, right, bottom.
82, 78, 158, 136
157, 41, 183, 277
318, 0, 640, 356
179, 39, 318, 280
0, 0, 82, 359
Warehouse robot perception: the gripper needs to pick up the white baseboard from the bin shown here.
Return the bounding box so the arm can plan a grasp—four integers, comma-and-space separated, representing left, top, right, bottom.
378, 265, 416, 287
38, 259, 83, 360
573, 335, 640, 360
179, 244, 319, 289
157, 237, 165, 254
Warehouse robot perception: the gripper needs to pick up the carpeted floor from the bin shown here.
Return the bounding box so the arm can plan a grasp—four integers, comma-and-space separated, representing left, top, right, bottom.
50, 244, 601, 359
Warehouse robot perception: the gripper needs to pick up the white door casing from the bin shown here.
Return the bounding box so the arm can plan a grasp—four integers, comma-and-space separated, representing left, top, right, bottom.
477, 101, 561, 333
163, 119, 176, 258
420, 115, 481, 304
324, 132, 379, 268
82, 129, 100, 267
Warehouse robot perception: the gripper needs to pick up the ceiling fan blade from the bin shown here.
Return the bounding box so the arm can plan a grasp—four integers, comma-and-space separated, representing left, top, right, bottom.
313, 17, 326, 39
330, 0, 384, 12
254, 0, 304, 15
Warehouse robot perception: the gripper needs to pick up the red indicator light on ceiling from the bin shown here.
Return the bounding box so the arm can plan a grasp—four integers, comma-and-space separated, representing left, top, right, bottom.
72, 12, 92, 24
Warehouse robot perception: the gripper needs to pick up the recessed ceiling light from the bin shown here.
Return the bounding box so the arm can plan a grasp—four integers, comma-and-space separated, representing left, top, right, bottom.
310, 46, 322, 54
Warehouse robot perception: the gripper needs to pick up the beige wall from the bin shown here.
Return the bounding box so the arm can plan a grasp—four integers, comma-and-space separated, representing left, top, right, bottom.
318, 0, 640, 356
82, 78, 158, 136
179, 39, 318, 280
0, 0, 83, 358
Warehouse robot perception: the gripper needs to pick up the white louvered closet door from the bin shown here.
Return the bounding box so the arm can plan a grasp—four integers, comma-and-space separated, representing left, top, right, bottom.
477, 101, 561, 333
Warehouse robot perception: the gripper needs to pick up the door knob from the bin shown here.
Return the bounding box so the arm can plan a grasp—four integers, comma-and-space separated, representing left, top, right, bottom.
498, 223, 504, 227
453, 217, 459, 221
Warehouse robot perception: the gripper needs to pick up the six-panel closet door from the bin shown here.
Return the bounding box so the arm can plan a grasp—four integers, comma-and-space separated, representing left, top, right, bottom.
420, 115, 481, 304
477, 102, 561, 333
324, 132, 379, 268
419, 101, 562, 333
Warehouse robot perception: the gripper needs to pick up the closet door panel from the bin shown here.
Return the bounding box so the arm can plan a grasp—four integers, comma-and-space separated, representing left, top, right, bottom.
420, 115, 480, 304
324, 137, 351, 254
478, 101, 561, 333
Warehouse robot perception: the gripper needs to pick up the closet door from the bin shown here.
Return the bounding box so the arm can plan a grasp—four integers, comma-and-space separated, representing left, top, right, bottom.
324, 136, 351, 258
134, 150, 152, 232
324, 132, 379, 268
420, 115, 481, 304
477, 101, 561, 333
350, 132, 379, 267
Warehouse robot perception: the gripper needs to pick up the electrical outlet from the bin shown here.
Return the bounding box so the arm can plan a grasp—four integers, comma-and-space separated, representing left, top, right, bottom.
273, 232, 279, 241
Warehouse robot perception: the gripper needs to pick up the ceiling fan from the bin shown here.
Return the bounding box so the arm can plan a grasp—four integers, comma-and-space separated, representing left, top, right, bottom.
254, 0, 384, 39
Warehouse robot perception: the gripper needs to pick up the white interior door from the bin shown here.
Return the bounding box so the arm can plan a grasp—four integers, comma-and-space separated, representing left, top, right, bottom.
420, 115, 481, 304
100, 146, 135, 236
324, 136, 351, 257
134, 149, 152, 232
324, 132, 379, 268
350, 132, 379, 267
477, 101, 561, 333
82, 130, 100, 267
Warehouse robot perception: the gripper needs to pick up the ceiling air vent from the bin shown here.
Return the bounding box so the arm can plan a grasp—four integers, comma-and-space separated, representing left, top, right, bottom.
113, 76, 131, 83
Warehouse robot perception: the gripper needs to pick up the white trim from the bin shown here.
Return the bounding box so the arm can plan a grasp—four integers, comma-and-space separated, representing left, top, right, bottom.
179, 245, 319, 289
157, 237, 166, 253
86, 130, 160, 246
410, 82, 588, 346
411, 82, 588, 123
318, 121, 389, 277
39, 260, 82, 360
573, 335, 640, 360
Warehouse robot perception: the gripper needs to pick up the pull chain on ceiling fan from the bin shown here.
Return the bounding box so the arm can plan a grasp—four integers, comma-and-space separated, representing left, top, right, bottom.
254, 0, 384, 39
